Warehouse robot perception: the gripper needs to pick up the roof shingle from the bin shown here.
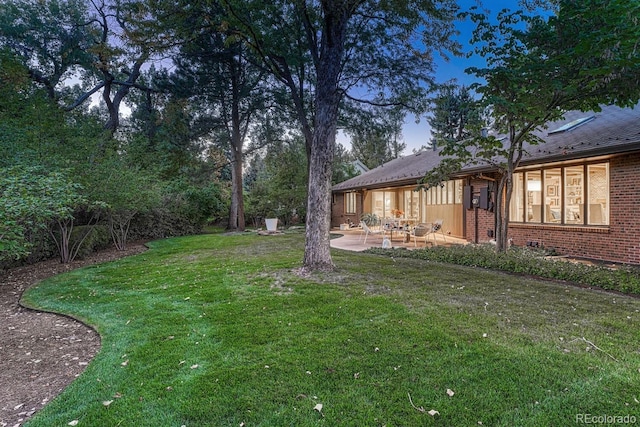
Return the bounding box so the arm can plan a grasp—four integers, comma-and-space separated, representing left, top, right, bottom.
333, 103, 640, 191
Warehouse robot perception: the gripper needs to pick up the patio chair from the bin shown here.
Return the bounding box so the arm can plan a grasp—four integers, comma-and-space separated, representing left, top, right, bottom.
359, 221, 384, 244
425, 219, 446, 245
409, 223, 434, 247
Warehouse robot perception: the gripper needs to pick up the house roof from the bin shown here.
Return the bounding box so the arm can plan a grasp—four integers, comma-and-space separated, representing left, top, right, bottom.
333, 103, 640, 192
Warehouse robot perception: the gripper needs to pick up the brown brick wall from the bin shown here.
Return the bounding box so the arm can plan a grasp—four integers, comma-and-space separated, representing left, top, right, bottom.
463, 179, 497, 243
331, 192, 363, 228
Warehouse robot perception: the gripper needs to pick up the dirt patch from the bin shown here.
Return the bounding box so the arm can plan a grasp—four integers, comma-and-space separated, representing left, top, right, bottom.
0, 243, 147, 427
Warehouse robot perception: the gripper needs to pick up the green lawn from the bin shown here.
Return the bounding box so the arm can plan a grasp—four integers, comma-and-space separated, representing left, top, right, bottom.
22, 232, 640, 426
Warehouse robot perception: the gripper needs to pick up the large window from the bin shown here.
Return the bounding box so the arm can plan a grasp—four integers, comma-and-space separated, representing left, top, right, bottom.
403, 190, 420, 219
525, 171, 542, 223
345, 192, 357, 214
510, 162, 609, 226
544, 168, 561, 223
587, 164, 609, 225
372, 191, 396, 218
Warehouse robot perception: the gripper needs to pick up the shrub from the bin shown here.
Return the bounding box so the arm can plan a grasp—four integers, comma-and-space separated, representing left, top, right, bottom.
128, 181, 225, 240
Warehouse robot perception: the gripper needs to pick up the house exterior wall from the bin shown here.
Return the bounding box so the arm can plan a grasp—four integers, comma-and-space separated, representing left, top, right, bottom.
332, 185, 465, 237
331, 153, 640, 265
463, 179, 497, 244
331, 192, 363, 228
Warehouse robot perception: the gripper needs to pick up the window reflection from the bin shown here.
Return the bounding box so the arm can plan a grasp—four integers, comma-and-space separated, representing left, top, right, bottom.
564, 166, 584, 224
526, 171, 542, 223
587, 164, 608, 225
509, 162, 609, 226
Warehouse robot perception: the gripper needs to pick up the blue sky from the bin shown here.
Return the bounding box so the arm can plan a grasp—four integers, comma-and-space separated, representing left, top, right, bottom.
398, 0, 523, 152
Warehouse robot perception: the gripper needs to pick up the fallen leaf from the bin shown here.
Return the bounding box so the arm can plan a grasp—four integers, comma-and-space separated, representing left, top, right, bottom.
68, 421, 79, 426
428, 409, 440, 416
446, 389, 455, 397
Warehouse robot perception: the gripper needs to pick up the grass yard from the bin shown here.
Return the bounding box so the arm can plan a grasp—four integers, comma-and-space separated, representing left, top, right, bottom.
22, 231, 640, 426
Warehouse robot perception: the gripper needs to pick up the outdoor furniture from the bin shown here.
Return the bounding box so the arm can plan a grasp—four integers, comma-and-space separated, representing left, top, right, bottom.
359, 221, 384, 244
381, 218, 398, 241
425, 219, 446, 245
409, 223, 434, 247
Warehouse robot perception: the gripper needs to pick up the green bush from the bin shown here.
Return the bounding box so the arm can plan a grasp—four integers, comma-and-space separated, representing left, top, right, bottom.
129, 181, 226, 240
366, 244, 640, 296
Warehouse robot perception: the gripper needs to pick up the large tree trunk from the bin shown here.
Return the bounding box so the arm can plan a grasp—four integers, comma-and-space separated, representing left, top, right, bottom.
302, 3, 350, 271
495, 172, 510, 251
227, 61, 246, 231
228, 142, 245, 231
303, 101, 337, 270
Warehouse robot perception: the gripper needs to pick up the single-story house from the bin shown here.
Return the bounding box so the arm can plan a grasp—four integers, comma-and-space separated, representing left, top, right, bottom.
331, 103, 640, 265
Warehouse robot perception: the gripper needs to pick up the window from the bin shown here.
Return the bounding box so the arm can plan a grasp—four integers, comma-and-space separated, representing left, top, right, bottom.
403, 190, 419, 219
510, 173, 525, 222
526, 171, 542, 223
564, 166, 583, 224
424, 179, 463, 206
345, 192, 357, 215
548, 116, 595, 134
587, 164, 609, 225
510, 162, 609, 226
544, 169, 561, 223
455, 180, 463, 204
371, 191, 396, 218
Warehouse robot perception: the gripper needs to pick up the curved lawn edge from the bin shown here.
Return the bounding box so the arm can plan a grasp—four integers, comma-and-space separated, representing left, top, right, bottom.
19, 234, 640, 426
1, 242, 148, 427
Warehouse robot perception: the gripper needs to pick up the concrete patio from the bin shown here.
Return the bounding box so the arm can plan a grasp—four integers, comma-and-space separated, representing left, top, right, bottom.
330, 227, 467, 252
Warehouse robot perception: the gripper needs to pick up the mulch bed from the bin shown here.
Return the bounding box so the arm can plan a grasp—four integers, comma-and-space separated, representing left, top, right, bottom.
0, 243, 148, 427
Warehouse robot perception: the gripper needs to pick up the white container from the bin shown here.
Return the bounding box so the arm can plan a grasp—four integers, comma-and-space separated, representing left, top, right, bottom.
265, 218, 278, 232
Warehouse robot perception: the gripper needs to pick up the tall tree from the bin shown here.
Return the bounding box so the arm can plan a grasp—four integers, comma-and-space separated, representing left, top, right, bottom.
346, 107, 406, 169
0, 0, 96, 100
223, 0, 459, 270
423, 0, 640, 251
0, 0, 160, 136
427, 84, 483, 149
164, 6, 270, 231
